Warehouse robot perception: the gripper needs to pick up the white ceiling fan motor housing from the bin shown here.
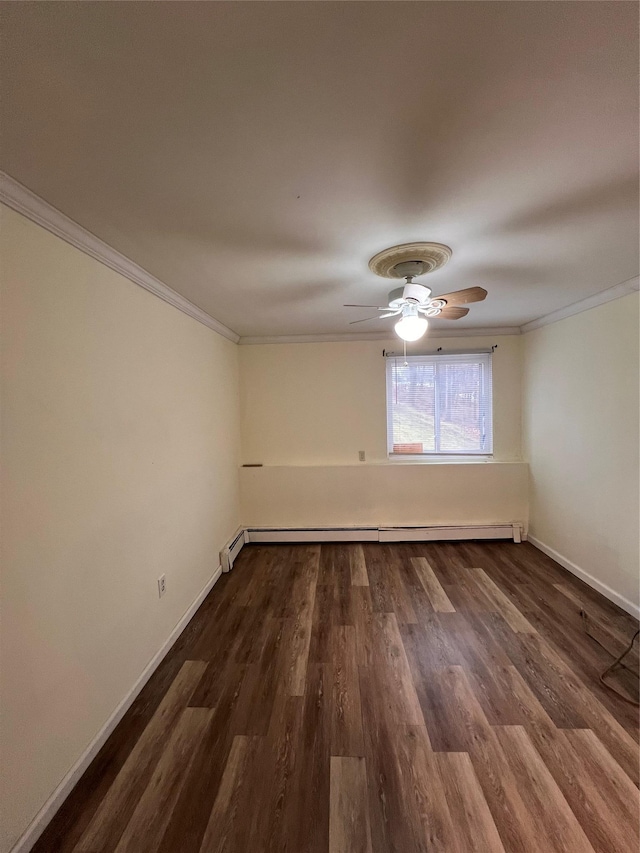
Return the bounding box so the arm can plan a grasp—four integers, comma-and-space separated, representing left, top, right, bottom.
403, 281, 432, 303
388, 282, 432, 308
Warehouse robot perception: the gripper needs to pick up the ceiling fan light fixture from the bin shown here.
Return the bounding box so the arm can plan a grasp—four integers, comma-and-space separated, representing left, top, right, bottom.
394, 308, 428, 342
345, 245, 486, 333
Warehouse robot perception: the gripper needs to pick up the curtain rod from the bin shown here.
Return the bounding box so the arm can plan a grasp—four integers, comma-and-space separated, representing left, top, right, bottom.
383, 345, 497, 357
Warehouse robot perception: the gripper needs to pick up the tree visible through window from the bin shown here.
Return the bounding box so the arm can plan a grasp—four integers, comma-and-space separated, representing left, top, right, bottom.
386, 353, 493, 456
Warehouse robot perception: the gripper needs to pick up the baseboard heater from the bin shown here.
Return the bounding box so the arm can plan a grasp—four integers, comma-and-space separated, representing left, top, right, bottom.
221, 523, 523, 572
220, 528, 247, 573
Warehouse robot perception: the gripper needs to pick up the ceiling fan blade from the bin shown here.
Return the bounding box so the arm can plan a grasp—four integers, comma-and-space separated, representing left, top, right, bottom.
349, 316, 384, 325
348, 309, 401, 325
437, 306, 470, 319
434, 287, 487, 306
343, 304, 388, 309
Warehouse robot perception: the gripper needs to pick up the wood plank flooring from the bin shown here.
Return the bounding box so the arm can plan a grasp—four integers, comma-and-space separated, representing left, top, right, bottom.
33, 541, 640, 853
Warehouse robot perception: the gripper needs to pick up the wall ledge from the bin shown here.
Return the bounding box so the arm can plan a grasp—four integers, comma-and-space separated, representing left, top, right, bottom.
240, 460, 526, 469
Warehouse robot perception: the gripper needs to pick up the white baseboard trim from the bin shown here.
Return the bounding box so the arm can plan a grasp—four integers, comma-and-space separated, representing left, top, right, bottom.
528, 536, 640, 620
11, 565, 223, 853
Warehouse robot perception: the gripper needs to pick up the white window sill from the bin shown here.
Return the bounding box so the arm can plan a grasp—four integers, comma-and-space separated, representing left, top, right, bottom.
387, 454, 493, 464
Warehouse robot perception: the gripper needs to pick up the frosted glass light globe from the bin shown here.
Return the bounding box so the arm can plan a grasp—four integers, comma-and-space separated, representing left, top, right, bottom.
394, 315, 428, 342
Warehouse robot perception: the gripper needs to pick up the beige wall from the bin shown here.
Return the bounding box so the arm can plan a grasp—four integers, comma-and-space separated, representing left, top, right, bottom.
239, 336, 526, 529
523, 292, 640, 615
0, 206, 241, 853
239, 336, 523, 465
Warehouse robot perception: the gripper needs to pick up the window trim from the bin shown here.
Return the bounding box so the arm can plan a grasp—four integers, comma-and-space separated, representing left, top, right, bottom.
385, 352, 493, 459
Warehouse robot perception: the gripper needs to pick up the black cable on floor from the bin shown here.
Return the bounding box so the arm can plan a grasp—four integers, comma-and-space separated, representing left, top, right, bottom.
580, 609, 640, 707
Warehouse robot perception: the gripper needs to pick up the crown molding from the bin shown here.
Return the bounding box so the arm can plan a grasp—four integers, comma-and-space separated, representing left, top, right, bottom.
4, 171, 635, 345
238, 327, 522, 345
521, 275, 639, 334
240, 333, 392, 344
0, 172, 240, 344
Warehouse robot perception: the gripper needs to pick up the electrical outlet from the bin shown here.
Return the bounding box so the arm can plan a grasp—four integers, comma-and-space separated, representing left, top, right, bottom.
358, 450, 366, 462
158, 574, 166, 598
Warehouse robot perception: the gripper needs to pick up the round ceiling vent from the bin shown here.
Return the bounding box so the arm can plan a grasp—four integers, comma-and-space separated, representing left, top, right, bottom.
368, 242, 452, 279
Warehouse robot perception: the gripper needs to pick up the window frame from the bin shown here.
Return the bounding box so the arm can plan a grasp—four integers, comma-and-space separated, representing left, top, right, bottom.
385, 352, 494, 460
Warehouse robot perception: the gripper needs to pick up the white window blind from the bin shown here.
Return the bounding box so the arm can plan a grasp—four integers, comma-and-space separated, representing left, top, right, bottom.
386, 352, 493, 456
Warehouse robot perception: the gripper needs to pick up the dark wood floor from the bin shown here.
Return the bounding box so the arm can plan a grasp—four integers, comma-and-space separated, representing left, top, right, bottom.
34, 541, 639, 853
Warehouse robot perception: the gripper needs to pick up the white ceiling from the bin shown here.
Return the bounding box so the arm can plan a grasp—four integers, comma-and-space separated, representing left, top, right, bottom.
1, 2, 638, 338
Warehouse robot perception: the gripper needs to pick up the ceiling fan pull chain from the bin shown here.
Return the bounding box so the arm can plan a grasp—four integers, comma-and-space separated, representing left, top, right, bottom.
395, 357, 399, 404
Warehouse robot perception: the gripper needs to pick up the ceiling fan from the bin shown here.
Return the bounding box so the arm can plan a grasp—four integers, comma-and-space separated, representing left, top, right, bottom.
345, 243, 487, 341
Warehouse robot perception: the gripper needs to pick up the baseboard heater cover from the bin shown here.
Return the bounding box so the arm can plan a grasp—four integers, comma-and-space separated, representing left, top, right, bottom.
246, 527, 380, 544
222, 524, 523, 571
379, 524, 522, 543
220, 527, 248, 573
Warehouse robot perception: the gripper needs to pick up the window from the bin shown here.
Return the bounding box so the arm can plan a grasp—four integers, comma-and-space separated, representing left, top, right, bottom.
386, 352, 493, 457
